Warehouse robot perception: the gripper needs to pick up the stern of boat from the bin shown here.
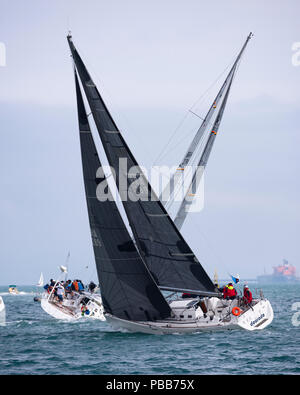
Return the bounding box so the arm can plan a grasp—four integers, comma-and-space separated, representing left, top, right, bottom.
237, 299, 274, 331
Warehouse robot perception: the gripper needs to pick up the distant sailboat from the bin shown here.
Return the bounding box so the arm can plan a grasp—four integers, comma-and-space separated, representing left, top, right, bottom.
68, 32, 274, 333
33, 272, 44, 302
37, 272, 44, 287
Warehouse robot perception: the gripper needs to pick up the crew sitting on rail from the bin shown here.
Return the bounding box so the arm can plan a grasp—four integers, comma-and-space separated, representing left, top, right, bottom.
71, 280, 79, 292
77, 279, 84, 293
64, 280, 72, 294
223, 283, 237, 300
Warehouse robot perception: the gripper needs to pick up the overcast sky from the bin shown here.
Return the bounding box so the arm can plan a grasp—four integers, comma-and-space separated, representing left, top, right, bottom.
0, 0, 299, 284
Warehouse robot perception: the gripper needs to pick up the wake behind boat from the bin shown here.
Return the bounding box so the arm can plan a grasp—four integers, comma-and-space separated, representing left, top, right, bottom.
67, 32, 274, 334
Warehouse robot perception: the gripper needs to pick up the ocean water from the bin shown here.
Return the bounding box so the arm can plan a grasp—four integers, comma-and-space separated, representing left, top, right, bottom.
0, 284, 299, 375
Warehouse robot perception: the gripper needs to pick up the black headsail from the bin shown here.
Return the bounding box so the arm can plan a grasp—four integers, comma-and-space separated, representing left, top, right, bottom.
68, 34, 218, 297
73, 67, 172, 321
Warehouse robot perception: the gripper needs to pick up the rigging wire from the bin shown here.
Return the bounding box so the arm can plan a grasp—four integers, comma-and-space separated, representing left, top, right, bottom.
183, 218, 228, 281
164, 127, 210, 212
164, 41, 249, 216
164, 98, 220, 212
152, 59, 236, 167
152, 31, 252, 171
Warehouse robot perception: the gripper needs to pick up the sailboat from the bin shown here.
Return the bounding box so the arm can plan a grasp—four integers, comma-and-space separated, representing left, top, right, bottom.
40, 265, 105, 321
68, 33, 274, 333
37, 272, 44, 287
0, 296, 5, 326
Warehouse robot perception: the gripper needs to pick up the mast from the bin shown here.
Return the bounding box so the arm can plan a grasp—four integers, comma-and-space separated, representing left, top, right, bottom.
163, 33, 253, 224
68, 35, 219, 297
174, 71, 235, 229
72, 64, 171, 321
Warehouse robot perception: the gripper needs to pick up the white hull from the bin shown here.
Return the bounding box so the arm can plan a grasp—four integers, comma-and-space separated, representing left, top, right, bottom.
0, 296, 6, 326
41, 291, 105, 321
105, 297, 274, 334
236, 299, 274, 331
106, 314, 238, 334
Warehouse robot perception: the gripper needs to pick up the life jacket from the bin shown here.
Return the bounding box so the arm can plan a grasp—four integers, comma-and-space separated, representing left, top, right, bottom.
223, 285, 236, 298
73, 281, 79, 292
243, 289, 252, 304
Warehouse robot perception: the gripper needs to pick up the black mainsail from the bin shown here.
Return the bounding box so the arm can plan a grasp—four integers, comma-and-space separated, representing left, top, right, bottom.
68, 34, 218, 297
73, 67, 172, 321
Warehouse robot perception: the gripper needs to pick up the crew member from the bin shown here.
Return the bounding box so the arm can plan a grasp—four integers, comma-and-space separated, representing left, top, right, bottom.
56, 282, 65, 303
223, 283, 237, 300
72, 280, 79, 292
242, 285, 253, 305
88, 281, 96, 293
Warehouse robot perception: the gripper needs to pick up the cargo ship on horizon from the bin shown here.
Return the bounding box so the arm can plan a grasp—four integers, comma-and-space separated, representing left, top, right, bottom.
257, 260, 300, 284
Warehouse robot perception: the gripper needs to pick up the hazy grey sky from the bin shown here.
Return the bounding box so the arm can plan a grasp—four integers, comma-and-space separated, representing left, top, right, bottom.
0, 0, 299, 284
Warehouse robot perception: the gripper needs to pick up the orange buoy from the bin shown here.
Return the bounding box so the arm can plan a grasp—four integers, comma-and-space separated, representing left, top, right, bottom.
232, 306, 242, 316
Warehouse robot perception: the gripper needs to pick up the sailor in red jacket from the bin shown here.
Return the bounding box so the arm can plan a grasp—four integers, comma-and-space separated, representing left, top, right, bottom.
223, 283, 237, 300
242, 285, 253, 305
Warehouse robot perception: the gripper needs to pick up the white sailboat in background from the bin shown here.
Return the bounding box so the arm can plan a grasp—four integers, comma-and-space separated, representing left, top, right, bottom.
40, 265, 105, 321
37, 272, 44, 287
0, 296, 5, 326
68, 32, 274, 334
